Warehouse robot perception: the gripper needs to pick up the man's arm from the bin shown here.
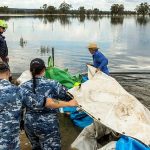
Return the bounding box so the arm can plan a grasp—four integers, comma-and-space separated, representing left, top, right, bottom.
52, 81, 74, 101
19, 86, 78, 110
45, 98, 78, 109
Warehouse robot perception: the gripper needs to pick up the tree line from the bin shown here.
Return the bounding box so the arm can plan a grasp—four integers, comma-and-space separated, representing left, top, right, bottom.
0, 2, 150, 16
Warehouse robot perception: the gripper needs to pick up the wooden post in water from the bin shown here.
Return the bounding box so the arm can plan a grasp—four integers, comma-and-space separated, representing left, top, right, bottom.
13, 22, 14, 32
52, 47, 54, 67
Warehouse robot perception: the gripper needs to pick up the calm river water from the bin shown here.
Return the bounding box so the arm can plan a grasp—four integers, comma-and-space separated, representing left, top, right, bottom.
1, 15, 150, 74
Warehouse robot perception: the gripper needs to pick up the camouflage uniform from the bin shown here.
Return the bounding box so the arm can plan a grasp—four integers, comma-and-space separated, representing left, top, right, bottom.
20, 76, 71, 150
0, 79, 46, 150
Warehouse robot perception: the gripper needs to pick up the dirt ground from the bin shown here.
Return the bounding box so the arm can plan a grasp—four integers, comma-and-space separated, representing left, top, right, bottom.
20, 131, 31, 150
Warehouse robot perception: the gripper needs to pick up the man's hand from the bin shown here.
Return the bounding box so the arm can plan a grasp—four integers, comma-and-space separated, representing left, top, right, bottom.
95, 68, 101, 73
86, 63, 93, 66
68, 99, 78, 107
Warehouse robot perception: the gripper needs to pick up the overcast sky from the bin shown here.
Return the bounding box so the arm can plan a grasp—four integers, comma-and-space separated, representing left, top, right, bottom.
1, 0, 150, 11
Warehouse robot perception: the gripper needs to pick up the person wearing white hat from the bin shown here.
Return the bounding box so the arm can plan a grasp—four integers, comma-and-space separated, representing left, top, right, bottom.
88, 43, 109, 75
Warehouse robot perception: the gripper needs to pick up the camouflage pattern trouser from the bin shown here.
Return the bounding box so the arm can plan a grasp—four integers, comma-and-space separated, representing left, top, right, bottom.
0, 133, 20, 150
24, 113, 61, 150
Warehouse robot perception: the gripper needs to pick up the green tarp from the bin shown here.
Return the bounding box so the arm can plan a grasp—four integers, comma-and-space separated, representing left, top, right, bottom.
45, 57, 81, 89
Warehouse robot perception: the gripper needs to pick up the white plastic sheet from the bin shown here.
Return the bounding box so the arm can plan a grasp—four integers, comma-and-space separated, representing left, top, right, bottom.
69, 65, 150, 146
17, 70, 32, 84
71, 121, 112, 150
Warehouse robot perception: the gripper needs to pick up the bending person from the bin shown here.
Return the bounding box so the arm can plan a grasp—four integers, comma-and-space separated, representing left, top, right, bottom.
20, 58, 78, 150
88, 43, 109, 75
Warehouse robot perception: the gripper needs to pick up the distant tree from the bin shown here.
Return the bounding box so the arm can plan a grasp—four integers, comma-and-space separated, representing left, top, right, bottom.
69, 9, 78, 15
111, 4, 124, 15
86, 9, 92, 16
59, 2, 72, 14
93, 8, 99, 15
118, 4, 124, 14
78, 6, 86, 15
47, 5, 56, 14
135, 2, 150, 16
111, 4, 119, 15
0, 6, 9, 13
42, 4, 47, 13
124, 11, 136, 15
42, 4, 47, 10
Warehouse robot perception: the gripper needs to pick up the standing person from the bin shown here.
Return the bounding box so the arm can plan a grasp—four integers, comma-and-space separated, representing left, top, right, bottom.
20, 58, 78, 150
88, 43, 109, 75
0, 20, 9, 63
0, 61, 23, 150
0, 61, 59, 150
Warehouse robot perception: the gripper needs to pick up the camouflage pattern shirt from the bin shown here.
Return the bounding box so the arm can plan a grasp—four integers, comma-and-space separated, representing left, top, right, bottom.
20, 76, 71, 114
20, 76, 72, 150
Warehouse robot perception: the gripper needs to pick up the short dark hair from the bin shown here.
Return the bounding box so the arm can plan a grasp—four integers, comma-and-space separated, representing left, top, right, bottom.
0, 61, 10, 73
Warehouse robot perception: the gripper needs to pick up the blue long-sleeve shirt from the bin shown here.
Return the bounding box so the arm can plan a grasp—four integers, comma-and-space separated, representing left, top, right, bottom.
92, 50, 109, 75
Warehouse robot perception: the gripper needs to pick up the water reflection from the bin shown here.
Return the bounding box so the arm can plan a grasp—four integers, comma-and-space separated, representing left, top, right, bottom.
42, 15, 71, 26
79, 15, 85, 23
58, 16, 71, 26
91, 15, 99, 22
20, 37, 27, 48
43, 15, 57, 24
40, 46, 51, 55
136, 16, 150, 26
111, 16, 124, 25
0, 15, 127, 25
0, 16, 10, 21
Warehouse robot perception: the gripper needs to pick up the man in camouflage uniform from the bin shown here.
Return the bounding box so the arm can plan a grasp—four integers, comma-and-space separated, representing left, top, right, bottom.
0, 61, 51, 150
20, 58, 78, 150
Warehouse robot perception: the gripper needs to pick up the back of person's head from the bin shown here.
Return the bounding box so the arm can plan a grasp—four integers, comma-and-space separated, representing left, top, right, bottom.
0, 61, 10, 73
30, 58, 46, 93
30, 58, 46, 76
